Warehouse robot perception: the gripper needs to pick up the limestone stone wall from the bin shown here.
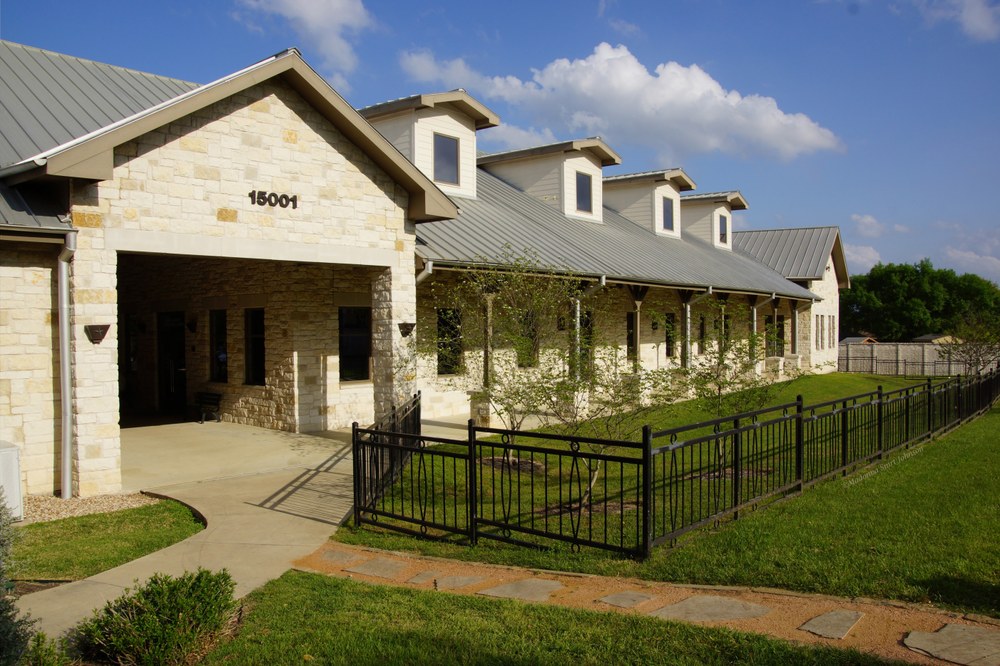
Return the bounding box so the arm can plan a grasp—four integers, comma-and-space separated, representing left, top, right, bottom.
803, 256, 841, 373
64, 77, 415, 495
0, 243, 62, 496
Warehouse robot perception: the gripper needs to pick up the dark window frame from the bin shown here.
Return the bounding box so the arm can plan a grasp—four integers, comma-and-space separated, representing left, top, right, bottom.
433, 133, 460, 185
575, 171, 593, 213
662, 196, 674, 232
244, 308, 265, 386
209, 309, 228, 383
719, 214, 729, 244
437, 308, 463, 375
339, 306, 373, 382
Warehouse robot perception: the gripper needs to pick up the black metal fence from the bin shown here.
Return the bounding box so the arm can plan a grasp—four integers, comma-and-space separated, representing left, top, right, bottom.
352, 370, 1000, 558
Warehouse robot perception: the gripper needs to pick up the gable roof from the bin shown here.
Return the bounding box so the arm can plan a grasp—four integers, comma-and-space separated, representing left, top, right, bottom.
0, 41, 199, 169
416, 168, 818, 301
604, 168, 696, 191
358, 90, 500, 130
478, 138, 622, 167
733, 226, 850, 288
0, 42, 456, 221
681, 190, 749, 210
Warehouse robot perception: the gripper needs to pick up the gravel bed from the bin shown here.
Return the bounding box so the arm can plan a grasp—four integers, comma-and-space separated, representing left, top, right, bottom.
18, 492, 161, 525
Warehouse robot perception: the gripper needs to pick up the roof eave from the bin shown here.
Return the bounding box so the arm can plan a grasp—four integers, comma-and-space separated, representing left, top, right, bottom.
18, 49, 457, 221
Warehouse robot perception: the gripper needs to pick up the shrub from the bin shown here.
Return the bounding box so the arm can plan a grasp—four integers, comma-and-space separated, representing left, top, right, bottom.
1, 487, 35, 666
19, 633, 71, 666
75, 568, 236, 666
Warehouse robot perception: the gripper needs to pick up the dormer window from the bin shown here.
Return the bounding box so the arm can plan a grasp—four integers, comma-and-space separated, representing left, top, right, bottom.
576, 172, 593, 213
433, 133, 459, 185
662, 196, 674, 232
719, 215, 728, 244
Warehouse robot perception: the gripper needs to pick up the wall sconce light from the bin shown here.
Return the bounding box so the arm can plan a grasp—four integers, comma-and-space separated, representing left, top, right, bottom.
397, 322, 416, 338
186, 318, 197, 333
84, 324, 111, 344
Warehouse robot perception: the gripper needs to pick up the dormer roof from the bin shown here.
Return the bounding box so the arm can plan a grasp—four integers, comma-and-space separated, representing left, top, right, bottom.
681, 190, 749, 210
358, 90, 500, 130
478, 138, 622, 167
604, 168, 696, 191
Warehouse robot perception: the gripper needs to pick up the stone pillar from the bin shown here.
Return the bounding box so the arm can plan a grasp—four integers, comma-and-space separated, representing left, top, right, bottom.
371, 261, 417, 418
68, 217, 122, 497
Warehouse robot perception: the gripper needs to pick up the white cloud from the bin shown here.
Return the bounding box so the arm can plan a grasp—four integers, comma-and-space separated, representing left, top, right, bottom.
609, 18, 641, 36
235, 0, 373, 88
851, 213, 886, 238
912, 0, 1000, 41
893, 223, 911, 233
845, 244, 882, 272
482, 124, 558, 151
945, 247, 1000, 281
399, 43, 842, 159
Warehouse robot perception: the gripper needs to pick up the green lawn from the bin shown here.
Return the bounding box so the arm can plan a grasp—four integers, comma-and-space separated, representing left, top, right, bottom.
11, 500, 203, 580
342, 374, 1000, 617
203, 572, 895, 666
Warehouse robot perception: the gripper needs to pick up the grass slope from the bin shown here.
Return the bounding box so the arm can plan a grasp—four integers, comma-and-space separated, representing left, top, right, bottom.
204, 572, 895, 666
11, 500, 203, 580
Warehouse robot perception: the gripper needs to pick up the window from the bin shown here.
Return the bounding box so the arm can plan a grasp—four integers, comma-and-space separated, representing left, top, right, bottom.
339, 307, 372, 381
244, 308, 265, 385
433, 133, 459, 185
662, 196, 674, 232
765, 315, 786, 357
437, 309, 463, 375
815, 314, 821, 350
576, 171, 592, 213
209, 309, 228, 383
626, 312, 637, 363
516, 310, 540, 368
664, 312, 676, 357
829, 315, 836, 348
719, 215, 728, 244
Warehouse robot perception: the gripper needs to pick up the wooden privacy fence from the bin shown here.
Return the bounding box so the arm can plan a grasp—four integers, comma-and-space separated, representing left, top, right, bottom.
353, 370, 1000, 559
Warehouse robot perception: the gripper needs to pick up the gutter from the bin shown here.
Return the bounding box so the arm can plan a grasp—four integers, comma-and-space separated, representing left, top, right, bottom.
57, 230, 77, 499
415, 259, 433, 285
0, 157, 47, 180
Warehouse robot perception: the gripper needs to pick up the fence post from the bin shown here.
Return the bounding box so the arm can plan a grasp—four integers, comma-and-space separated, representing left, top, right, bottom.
732, 418, 742, 518
876, 385, 885, 460
840, 400, 849, 473
467, 419, 478, 546
352, 422, 362, 526
642, 425, 653, 559
956, 376, 964, 422
795, 395, 804, 488
926, 377, 933, 435
904, 388, 912, 445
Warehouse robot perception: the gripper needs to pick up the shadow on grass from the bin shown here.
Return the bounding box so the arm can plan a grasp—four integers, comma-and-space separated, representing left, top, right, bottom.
919, 575, 1000, 617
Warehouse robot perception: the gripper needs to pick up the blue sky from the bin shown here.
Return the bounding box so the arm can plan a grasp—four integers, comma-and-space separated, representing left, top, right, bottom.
2, 0, 999, 281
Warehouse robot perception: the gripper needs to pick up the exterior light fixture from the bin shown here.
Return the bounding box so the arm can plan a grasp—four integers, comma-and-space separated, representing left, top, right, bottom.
398, 322, 416, 338
84, 324, 111, 344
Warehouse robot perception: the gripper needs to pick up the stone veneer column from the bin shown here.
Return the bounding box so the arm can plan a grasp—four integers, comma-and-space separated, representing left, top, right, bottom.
371, 260, 417, 418
69, 209, 122, 496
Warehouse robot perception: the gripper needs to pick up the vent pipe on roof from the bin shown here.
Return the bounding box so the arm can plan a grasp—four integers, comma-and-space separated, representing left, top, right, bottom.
58, 230, 77, 499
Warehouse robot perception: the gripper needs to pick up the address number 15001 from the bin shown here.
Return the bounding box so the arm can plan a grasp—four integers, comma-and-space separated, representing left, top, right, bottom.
248, 190, 298, 209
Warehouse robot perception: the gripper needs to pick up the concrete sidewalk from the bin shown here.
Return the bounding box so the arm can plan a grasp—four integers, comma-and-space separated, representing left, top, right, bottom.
17, 449, 352, 638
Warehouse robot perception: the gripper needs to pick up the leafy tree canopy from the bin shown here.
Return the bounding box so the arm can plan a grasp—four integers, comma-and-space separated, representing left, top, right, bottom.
841, 259, 1000, 341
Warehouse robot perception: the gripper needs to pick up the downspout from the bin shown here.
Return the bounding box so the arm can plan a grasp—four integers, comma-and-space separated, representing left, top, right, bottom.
415, 259, 433, 285
573, 275, 606, 380
683, 287, 713, 369
58, 230, 77, 499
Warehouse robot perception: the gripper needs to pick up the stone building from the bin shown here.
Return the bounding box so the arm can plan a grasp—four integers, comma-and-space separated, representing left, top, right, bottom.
1, 42, 848, 499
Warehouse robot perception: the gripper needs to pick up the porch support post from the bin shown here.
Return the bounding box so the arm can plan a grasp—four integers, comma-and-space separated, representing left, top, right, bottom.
371, 263, 417, 418
627, 285, 649, 373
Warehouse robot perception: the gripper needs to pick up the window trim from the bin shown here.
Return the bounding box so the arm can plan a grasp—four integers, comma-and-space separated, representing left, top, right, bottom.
719, 214, 729, 244
433, 132, 460, 186
575, 171, 593, 213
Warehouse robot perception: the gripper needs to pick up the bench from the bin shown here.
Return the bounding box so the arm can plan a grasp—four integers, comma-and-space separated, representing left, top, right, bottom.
195, 392, 222, 424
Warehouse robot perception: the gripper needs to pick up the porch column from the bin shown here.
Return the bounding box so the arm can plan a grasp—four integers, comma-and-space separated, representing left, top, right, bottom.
371, 263, 417, 418
627, 285, 649, 372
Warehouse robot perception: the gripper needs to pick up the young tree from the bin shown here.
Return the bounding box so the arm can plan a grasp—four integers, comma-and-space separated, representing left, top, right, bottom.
942, 312, 1000, 374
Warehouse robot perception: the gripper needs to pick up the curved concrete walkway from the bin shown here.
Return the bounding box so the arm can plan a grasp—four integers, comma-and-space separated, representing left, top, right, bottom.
17, 453, 354, 638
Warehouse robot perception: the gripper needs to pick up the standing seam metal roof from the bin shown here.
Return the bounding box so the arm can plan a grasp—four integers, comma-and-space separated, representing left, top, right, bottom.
733, 227, 840, 280
417, 169, 818, 301
0, 41, 199, 168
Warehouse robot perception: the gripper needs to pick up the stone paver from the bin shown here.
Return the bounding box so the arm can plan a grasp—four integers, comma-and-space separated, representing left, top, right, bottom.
800, 610, 865, 640
649, 594, 771, 622
344, 557, 411, 580
905, 623, 1000, 666
322, 549, 362, 566
407, 572, 487, 590
599, 591, 654, 609
478, 578, 564, 602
